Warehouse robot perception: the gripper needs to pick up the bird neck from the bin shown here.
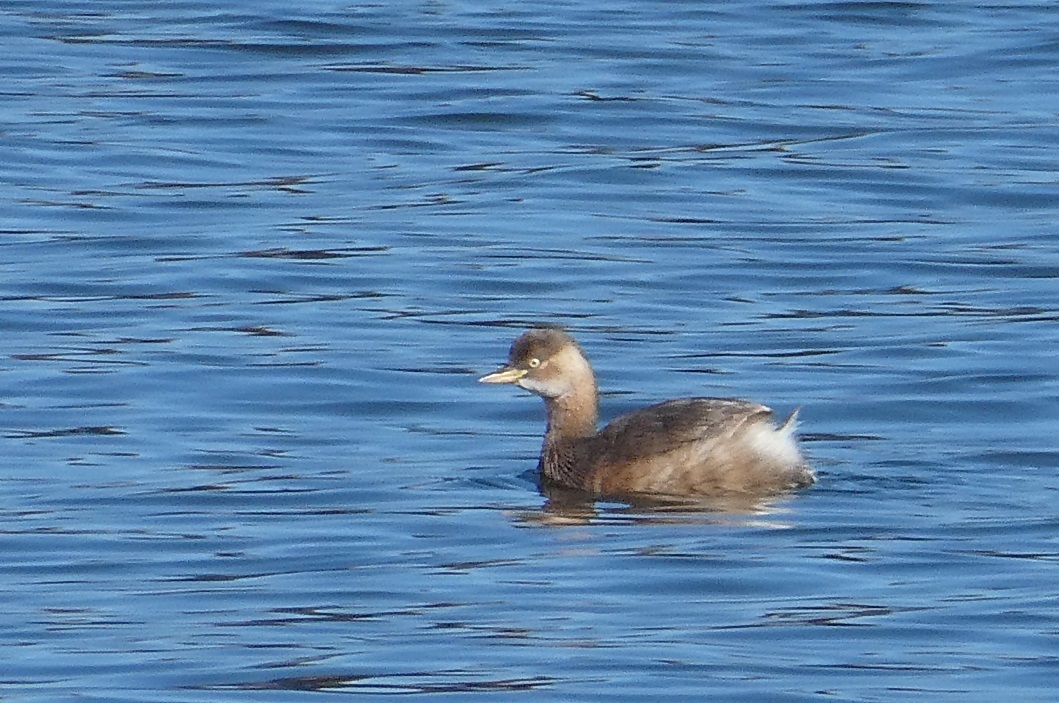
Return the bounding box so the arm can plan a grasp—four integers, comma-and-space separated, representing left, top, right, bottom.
543, 380, 598, 443
539, 387, 598, 490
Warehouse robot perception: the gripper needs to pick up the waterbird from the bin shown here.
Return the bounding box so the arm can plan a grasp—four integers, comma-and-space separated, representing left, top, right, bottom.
479, 328, 814, 499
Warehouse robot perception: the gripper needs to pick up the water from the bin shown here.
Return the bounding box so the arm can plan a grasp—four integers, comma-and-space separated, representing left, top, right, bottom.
2, 1, 1057, 700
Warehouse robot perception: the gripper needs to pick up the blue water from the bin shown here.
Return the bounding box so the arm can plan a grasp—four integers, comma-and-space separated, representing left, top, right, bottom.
2, 1, 1058, 700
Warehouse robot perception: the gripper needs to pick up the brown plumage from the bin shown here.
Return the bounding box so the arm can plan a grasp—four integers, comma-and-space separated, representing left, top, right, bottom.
480, 328, 815, 499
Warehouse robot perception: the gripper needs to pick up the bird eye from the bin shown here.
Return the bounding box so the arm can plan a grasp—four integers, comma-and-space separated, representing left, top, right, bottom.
528, 357, 541, 368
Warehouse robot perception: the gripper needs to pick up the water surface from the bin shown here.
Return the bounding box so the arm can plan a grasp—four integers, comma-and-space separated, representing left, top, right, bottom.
2, 1, 1057, 701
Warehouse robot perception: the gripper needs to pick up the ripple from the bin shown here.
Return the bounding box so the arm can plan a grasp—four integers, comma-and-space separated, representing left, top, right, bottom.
1, 1, 1057, 702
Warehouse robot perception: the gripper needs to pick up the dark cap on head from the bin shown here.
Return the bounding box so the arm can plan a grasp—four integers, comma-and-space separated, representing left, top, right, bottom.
508, 327, 578, 365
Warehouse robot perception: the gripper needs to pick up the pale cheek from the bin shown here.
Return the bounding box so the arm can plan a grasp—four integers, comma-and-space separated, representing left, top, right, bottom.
517, 377, 566, 399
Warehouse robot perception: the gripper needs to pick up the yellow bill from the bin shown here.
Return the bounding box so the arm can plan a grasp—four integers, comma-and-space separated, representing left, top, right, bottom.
478, 367, 527, 384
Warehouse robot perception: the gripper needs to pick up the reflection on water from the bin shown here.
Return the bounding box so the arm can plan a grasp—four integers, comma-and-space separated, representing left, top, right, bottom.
2, 0, 1058, 701
525, 480, 809, 528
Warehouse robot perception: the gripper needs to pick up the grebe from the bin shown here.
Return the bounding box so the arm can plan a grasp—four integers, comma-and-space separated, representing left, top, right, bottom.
480, 328, 814, 498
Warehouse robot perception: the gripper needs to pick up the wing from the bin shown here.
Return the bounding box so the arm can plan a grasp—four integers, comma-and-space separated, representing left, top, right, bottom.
589, 397, 772, 465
